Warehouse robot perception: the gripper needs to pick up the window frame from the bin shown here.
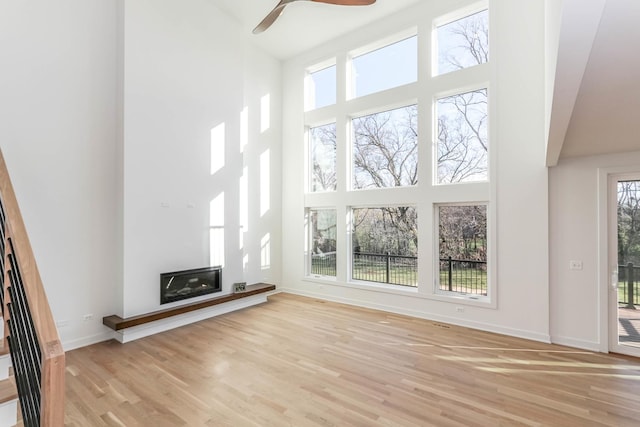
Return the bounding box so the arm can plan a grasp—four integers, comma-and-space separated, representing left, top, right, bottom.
304, 58, 337, 112
433, 202, 492, 303
301, 1, 495, 307
348, 205, 419, 289
306, 207, 338, 279
433, 85, 490, 186
348, 30, 418, 100
350, 103, 420, 191
308, 121, 338, 193
432, 2, 490, 77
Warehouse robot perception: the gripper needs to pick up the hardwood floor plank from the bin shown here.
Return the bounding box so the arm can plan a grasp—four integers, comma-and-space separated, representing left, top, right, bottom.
64, 293, 640, 426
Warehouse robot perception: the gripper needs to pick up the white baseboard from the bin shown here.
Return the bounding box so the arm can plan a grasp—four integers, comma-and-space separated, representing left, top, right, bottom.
281, 287, 552, 345
550, 335, 602, 352
62, 331, 116, 352
114, 294, 269, 343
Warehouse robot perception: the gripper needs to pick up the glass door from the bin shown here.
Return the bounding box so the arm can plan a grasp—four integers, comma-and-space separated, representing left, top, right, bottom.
610, 177, 640, 356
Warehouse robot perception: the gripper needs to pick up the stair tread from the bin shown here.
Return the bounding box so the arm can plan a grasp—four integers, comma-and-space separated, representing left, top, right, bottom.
0, 375, 17, 405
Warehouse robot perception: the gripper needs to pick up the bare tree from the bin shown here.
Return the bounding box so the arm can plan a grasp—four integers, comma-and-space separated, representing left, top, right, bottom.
439, 10, 489, 72
437, 89, 488, 184
352, 106, 418, 189
353, 207, 417, 256
348, 11, 489, 257
618, 181, 640, 265
351, 106, 418, 256
439, 205, 486, 261
310, 123, 337, 192
436, 10, 489, 184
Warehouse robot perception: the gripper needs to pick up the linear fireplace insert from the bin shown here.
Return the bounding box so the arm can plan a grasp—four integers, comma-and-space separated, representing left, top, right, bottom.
160, 266, 222, 304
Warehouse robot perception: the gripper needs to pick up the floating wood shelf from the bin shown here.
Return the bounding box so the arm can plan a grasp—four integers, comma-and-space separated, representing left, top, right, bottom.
102, 283, 275, 331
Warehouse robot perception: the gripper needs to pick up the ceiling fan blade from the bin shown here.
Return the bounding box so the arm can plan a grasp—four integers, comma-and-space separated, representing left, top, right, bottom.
253, 0, 376, 35
253, 1, 288, 34
311, 0, 376, 5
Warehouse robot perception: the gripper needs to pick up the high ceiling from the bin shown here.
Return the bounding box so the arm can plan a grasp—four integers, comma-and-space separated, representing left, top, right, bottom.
209, 0, 420, 59
552, 0, 640, 162
208, 0, 640, 164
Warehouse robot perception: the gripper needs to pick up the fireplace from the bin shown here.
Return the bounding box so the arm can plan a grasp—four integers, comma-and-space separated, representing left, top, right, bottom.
160, 266, 222, 304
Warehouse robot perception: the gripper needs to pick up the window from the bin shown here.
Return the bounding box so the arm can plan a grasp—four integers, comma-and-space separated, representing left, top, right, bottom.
352, 105, 418, 189
301, 3, 492, 302
309, 123, 337, 192
437, 204, 487, 297
436, 9, 489, 76
352, 207, 417, 287
351, 35, 417, 98
306, 64, 336, 110
436, 89, 488, 184
309, 209, 337, 277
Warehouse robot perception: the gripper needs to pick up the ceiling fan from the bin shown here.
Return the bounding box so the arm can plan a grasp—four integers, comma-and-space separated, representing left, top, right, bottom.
253, 0, 377, 34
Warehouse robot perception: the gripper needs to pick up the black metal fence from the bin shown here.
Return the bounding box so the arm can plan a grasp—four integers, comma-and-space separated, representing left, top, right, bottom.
311, 252, 487, 293
618, 263, 640, 307
439, 256, 487, 295
352, 252, 417, 287
311, 252, 337, 277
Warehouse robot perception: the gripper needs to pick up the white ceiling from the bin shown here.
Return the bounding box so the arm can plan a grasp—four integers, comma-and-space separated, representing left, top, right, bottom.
558, 0, 640, 160
208, 0, 640, 164
208, 0, 420, 59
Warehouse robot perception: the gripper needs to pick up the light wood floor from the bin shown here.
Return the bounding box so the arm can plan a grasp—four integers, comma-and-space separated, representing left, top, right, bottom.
63, 293, 640, 426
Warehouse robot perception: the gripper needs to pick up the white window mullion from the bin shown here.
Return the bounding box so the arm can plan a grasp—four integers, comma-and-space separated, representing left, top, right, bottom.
335, 52, 349, 282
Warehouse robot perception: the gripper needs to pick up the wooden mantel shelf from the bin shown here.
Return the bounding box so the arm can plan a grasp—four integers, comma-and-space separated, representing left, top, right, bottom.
103, 283, 275, 331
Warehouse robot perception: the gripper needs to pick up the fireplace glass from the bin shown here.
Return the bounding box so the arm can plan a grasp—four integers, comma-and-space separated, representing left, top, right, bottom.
160, 266, 222, 304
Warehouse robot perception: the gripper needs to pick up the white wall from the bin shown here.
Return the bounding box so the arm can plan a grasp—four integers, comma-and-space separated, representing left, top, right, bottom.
549, 151, 640, 350
281, 0, 550, 342
545, 0, 563, 146
0, 0, 120, 349
120, 0, 282, 318
241, 43, 283, 287
0, 0, 282, 347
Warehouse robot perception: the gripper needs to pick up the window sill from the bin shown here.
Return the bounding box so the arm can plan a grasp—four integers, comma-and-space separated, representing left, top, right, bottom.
302, 276, 496, 309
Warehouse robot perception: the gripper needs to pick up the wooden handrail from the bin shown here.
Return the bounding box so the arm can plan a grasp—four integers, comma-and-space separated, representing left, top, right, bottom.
0, 149, 65, 426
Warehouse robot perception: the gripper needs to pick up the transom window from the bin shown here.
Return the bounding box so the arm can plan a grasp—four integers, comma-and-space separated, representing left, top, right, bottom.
351, 35, 417, 98
305, 63, 336, 110
436, 9, 489, 76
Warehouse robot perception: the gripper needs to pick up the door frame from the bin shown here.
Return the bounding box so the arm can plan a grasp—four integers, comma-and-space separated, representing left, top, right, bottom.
598, 166, 640, 356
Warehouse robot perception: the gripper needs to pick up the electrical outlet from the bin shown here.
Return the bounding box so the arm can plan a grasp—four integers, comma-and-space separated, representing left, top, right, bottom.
569, 260, 583, 271
456, 306, 465, 313
82, 314, 94, 322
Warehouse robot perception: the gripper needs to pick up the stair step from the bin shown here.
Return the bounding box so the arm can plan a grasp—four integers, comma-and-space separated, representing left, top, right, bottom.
0, 338, 7, 356
0, 374, 17, 403
0, 374, 18, 427
0, 353, 10, 382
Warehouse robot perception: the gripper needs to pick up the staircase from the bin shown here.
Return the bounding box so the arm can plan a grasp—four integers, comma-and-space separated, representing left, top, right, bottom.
0, 148, 65, 426
0, 333, 18, 427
